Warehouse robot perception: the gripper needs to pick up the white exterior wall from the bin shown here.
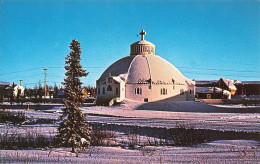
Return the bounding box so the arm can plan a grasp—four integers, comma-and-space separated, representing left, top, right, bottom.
186, 83, 195, 101
96, 78, 125, 101
126, 83, 194, 102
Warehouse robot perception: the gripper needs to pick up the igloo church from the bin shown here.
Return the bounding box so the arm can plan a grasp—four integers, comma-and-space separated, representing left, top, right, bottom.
96, 30, 195, 104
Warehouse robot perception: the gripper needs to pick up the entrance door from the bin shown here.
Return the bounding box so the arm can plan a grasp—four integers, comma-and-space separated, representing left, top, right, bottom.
207, 94, 211, 99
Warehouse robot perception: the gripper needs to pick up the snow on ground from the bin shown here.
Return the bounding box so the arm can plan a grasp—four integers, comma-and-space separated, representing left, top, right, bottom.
1, 102, 260, 163
211, 104, 260, 108
80, 100, 260, 132
3, 100, 260, 132
0, 140, 259, 163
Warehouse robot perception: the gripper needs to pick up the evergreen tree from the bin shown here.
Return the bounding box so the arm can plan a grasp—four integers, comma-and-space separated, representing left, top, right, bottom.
58, 39, 91, 153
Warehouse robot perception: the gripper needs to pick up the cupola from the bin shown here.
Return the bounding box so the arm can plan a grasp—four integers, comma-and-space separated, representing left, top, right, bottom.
130, 30, 155, 55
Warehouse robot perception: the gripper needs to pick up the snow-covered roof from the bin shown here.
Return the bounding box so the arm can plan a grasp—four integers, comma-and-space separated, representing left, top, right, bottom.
131, 40, 155, 46
0, 81, 10, 85
185, 78, 195, 85
111, 76, 124, 84
220, 78, 237, 90
195, 80, 218, 85
97, 55, 188, 85
196, 87, 223, 93
241, 81, 260, 85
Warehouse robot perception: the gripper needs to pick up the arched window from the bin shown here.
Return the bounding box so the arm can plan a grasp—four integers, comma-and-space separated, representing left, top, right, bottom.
116, 87, 119, 95
107, 85, 112, 91
103, 87, 105, 95
135, 87, 142, 95
161, 88, 167, 95
172, 79, 175, 90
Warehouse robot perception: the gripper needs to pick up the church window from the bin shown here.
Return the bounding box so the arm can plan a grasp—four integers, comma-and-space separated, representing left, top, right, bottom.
161, 88, 167, 95
107, 85, 112, 91
135, 87, 142, 95
103, 87, 105, 95
98, 88, 100, 94
108, 78, 112, 83
116, 87, 119, 95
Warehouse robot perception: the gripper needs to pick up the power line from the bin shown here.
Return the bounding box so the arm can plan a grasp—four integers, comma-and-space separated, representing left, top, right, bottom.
177, 66, 260, 73
182, 72, 257, 78
1, 66, 259, 76
0, 67, 42, 76
48, 66, 106, 69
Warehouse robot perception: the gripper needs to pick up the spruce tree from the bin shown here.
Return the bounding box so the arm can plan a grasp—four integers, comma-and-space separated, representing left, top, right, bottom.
58, 39, 91, 153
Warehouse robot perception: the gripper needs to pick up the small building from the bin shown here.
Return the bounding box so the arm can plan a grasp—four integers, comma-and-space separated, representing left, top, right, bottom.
235, 81, 260, 96
0, 81, 11, 89
81, 89, 89, 99
195, 87, 231, 99
218, 78, 237, 95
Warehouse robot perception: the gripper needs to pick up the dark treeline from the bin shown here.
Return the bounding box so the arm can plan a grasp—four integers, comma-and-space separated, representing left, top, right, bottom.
0, 84, 96, 103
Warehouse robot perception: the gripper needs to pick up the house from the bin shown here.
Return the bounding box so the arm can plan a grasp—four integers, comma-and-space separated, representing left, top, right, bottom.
218, 78, 237, 95
195, 87, 231, 99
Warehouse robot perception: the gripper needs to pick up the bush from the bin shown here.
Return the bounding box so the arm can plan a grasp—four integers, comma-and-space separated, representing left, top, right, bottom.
90, 128, 115, 146
169, 124, 207, 146
0, 111, 26, 124
0, 129, 58, 150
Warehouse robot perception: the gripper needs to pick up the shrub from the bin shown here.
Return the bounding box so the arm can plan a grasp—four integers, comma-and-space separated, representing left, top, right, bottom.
0, 111, 26, 124
0, 129, 57, 150
169, 123, 207, 146
90, 128, 115, 146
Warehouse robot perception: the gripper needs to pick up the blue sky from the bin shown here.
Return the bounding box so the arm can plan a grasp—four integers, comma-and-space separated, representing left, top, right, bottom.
0, 0, 259, 88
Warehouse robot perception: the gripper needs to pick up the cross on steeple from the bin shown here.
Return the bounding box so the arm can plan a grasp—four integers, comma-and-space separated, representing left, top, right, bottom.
140, 30, 146, 40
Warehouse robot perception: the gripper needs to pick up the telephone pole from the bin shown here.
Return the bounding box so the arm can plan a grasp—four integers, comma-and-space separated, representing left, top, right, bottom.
19, 79, 23, 86
43, 67, 47, 102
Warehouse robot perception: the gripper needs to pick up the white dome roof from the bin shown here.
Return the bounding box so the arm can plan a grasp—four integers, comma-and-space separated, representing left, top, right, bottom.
97, 55, 186, 85
131, 40, 155, 46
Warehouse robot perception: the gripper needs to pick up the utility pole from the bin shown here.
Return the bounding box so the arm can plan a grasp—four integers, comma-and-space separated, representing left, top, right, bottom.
19, 79, 23, 86
43, 67, 47, 102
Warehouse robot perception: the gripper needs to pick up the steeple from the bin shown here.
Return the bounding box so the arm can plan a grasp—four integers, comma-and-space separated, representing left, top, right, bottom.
130, 30, 155, 56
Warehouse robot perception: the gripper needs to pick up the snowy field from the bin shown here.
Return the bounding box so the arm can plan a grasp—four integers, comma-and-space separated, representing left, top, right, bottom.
1, 140, 259, 163
0, 100, 259, 163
